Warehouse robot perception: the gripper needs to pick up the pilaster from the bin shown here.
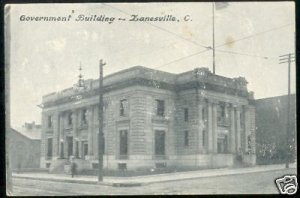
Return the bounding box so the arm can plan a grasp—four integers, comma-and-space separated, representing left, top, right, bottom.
212, 101, 218, 153
230, 104, 236, 153
52, 112, 59, 158
236, 106, 242, 153
244, 105, 250, 153
58, 113, 64, 158
72, 109, 78, 157
87, 106, 94, 156
207, 102, 213, 153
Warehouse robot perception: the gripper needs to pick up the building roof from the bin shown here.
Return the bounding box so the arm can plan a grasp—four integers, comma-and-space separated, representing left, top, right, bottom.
13, 122, 41, 140
41, 66, 252, 108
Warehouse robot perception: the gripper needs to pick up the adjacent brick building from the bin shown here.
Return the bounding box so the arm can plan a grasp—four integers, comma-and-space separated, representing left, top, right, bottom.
10, 122, 41, 170
40, 66, 256, 172
255, 94, 296, 164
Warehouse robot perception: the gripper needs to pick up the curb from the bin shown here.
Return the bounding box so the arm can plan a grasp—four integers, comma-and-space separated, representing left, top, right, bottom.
13, 166, 296, 187
144, 166, 296, 185
13, 175, 114, 186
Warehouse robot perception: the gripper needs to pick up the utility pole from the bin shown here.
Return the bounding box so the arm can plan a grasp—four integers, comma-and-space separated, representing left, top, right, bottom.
279, 53, 295, 168
212, 2, 216, 74
98, 59, 106, 181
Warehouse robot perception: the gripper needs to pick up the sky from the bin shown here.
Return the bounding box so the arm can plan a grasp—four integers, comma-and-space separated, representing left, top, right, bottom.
7, 2, 295, 128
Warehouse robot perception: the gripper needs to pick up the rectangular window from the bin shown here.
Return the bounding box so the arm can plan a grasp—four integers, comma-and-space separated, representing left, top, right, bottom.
47, 138, 53, 157
67, 112, 72, 125
202, 130, 206, 147
155, 130, 166, 155
184, 130, 189, 146
83, 142, 88, 157
202, 108, 205, 121
47, 115, 52, 128
118, 163, 127, 170
120, 99, 128, 116
156, 100, 165, 116
82, 108, 87, 124
119, 130, 128, 157
221, 106, 225, 117
66, 136, 73, 157
184, 108, 189, 122
217, 104, 226, 122
240, 112, 244, 127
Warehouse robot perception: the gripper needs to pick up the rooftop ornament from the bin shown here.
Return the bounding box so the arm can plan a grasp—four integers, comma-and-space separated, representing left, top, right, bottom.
73, 62, 87, 92
193, 67, 211, 78
234, 77, 248, 87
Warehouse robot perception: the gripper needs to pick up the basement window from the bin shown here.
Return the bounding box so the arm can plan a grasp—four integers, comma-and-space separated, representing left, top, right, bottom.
118, 163, 127, 171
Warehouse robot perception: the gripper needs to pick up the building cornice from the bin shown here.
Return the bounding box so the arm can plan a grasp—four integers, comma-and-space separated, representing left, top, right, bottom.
42, 77, 250, 108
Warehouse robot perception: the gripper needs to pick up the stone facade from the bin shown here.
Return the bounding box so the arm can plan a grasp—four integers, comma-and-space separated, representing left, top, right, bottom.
40, 66, 256, 171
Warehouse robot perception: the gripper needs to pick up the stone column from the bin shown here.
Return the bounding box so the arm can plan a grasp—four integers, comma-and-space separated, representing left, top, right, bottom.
58, 113, 64, 158
244, 106, 250, 153
207, 101, 213, 153
52, 112, 59, 158
93, 105, 99, 158
230, 104, 236, 153
72, 109, 78, 158
79, 141, 82, 158
224, 103, 230, 152
41, 113, 47, 166
236, 106, 241, 153
198, 102, 204, 151
212, 101, 218, 153
87, 106, 94, 157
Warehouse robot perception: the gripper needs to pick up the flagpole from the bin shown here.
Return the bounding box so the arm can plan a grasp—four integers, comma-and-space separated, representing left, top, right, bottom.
212, 2, 216, 74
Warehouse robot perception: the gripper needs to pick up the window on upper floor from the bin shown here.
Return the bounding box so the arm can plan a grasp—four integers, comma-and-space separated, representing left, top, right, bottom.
82, 108, 87, 124
67, 112, 72, 125
120, 99, 128, 116
218, 104, 225, 119
184, 108, 189, 122
202, 108, 205, 121
240, 111, 245, 127
47, 115, 52, 128
156, 99, 165, 117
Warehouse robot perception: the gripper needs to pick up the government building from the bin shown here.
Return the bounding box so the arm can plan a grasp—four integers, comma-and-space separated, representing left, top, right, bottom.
40, 66, 256, 172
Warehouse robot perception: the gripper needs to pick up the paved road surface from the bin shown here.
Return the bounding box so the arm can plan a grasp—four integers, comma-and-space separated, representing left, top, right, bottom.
11, 168, 296, 195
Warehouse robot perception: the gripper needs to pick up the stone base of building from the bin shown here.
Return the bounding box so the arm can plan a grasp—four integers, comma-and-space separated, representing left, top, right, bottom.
42, 153, 256, 173
242, 154, 256, 165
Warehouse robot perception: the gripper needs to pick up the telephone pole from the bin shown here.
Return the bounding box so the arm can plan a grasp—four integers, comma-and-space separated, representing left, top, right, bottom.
279, 53, 295, 168
98, 59, 106, 181
212, 2, 216, 74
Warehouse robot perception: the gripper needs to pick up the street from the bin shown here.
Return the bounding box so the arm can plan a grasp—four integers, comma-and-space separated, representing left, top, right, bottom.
11, 168, 296, 195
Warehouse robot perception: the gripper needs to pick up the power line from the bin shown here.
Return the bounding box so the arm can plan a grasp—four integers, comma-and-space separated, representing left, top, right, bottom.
154, 49, 210, 69
102, 3, 293, 70
154, 22, 294, 68
215, 49, 269, 59
102, 3, 210, 49
216, 23, 294, 48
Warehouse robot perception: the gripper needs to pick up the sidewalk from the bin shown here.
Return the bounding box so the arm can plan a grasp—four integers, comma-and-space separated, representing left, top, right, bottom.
12, 163, 297, 186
